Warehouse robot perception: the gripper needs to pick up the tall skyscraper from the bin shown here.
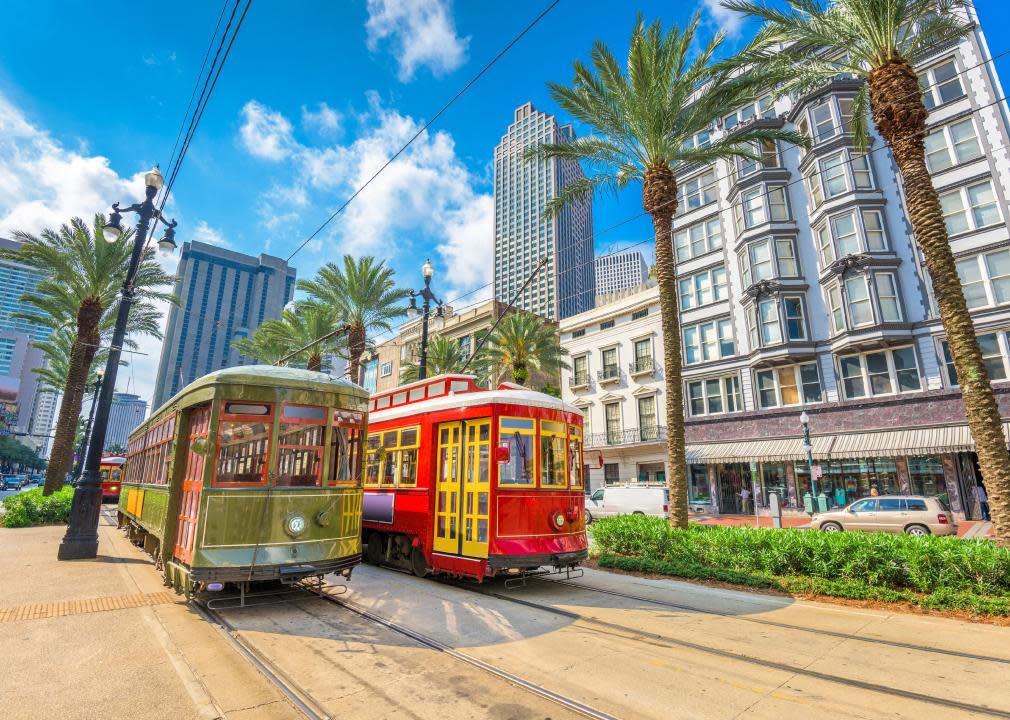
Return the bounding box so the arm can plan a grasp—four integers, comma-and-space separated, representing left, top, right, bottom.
0, 238, 56, 453
595, 250, 649, 297
493, 102, 595, 320
152, 241, 296, 407
105, 392, 147, 451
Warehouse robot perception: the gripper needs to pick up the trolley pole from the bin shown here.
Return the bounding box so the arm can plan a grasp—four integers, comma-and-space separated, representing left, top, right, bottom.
59, 167, 178, 561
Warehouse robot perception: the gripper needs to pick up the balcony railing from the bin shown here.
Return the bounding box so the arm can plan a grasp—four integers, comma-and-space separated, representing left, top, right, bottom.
569, 373, 590, 388
597, 365, 621, 383
629, 357, 654, 376
586, 425, 667, 448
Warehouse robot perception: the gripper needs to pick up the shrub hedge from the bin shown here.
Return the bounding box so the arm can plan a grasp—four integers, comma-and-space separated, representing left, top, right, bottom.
592, 515, 1010, 613
1, 486, 75, 528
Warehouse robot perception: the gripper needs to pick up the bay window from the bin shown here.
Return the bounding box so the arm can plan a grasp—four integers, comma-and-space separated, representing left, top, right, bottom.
924, 118, 983, 173
844, 276, 874, 326
679, 266, 728, 310
678, 170, 717, 211
674, 217, 722, 262
817, 209, 888, 266
755, 362, 822, 408
837, 346, 921, 399
807, 150, 875, 207
920, 59, 965, 110
735, 185, 789, 231
687, 374, 742, 416
737, 140, 779, 177
826, 271, 903, 332
724, 95, 774, 129
939, 180, 1001, 235
941, 332, 1009, 386
747, 295, 807, 349
740, 238, 799, 287
874, 273, 902, 322
683, 318, 735, 365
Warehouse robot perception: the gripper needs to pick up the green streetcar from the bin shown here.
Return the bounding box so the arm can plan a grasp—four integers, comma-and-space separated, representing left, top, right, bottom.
117, 365, 368, 596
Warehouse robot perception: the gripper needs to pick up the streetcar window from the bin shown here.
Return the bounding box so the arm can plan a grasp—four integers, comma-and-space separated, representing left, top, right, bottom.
276, 404, 326, 487
540, 420, 567, 488
450, 380, 469, 393
568, 425, 583, 489
329, 410, 363, 487
364, 434, 381, 486
216, 404, 273, 486
499, 418, 535, 486
408, 387, 425, 402
380, 431, 398, 486
428, 381, 445, 397
393, 392, 407, 406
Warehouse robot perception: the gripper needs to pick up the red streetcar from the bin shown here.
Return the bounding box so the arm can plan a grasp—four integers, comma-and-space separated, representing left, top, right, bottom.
100, 455, 126, 501
361, 374, 588, 582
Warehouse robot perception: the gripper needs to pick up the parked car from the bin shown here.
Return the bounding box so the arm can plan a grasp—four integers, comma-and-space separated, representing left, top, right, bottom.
811, 495, 957, 536
2, 475, 22, 490
585, 485, 669, 524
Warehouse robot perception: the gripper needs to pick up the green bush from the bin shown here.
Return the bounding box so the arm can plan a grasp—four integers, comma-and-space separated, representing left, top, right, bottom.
1, 486, 75, 528
592, 514, 1010, 600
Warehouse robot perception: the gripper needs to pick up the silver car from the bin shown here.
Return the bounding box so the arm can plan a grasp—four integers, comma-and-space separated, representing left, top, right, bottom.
811, 495, 957, 536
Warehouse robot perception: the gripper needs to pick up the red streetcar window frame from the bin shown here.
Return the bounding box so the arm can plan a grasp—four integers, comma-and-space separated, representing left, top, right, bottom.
214, 402, 274, 487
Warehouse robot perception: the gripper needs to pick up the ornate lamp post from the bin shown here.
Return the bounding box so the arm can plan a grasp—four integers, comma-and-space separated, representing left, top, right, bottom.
800, 410, 819, 512
71, 367, 105, 482
58, 167, 178, 560
406, 260, 442, 381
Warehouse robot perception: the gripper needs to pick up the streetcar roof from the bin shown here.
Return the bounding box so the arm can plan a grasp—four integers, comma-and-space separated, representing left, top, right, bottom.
168, 365, 369, 402
369, 382, 583, 424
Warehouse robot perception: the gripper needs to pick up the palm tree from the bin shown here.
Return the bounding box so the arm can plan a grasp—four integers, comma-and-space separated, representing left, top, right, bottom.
483, 312, 569, 387
399, 335, 469, 383
527, 16, 804, 528
32, 329, 107, 396
297, 256, 409, 383
722, 0, 1008, 544
233, 303, 342, 372
1, 216, 175, 494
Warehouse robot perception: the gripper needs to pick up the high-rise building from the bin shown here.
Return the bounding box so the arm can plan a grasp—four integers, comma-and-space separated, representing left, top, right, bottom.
493, 102, 595, 320
152, 241, 296, 407
105, 392, 147, 452
595, 250, 649, 298
0, 238, 55, 453
561, 8, 1009, 523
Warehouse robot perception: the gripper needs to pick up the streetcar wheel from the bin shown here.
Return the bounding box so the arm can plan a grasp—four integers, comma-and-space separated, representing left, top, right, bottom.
366, 533, 384, 565
410, 547, 429, 578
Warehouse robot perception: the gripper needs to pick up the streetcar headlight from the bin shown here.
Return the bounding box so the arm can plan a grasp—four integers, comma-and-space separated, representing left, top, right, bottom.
315, 510, 331, 527
284, 513, 307, 538
551, 511, 565, 530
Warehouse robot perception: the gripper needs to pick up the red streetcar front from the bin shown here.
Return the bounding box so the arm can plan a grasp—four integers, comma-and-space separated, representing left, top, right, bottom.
362, 375, 588, 582
100, 456, 126, 500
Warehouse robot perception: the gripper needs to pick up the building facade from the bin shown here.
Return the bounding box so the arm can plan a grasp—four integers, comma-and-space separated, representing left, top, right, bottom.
562, 13, 1009, 521
493, 102, 595, 320
105, 392, 147, 452
595, 250, 649, 298
152, 241, 296, 408
0, 238, 56, 454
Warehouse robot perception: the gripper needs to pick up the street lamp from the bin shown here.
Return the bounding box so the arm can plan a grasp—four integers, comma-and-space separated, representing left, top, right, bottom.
800, 411, 819, 512
407, 259, 442, 381
71, 367, 105, 483
58, 166, 178, 560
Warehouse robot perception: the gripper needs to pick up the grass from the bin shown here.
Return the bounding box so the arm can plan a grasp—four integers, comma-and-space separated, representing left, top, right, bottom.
0, 486, 75, 528
592, 515, 1010, 616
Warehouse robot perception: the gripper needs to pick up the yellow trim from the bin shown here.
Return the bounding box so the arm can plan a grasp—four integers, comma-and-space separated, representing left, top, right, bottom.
366, 424, 421, 488
461, 419, 491, 558
433, 421, 463, 554
540, 419, 567, 488
497, 415, 536, 489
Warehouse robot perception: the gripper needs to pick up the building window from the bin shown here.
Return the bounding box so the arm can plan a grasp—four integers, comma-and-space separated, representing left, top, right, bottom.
875, 273, 902, 322
807, 150, 874, 207
600, 319, 615, 330
689, 464, 711, 502
740, 238, 798, 287
683, 318, 734, 364
604, 462, 620, 485
677, 170, 717, 211
734, 185, 789, 231
633, 338, 652, 372
601, 347, 618, 378
674, 217, 722, 262
940, 180, 1001, 235
755, 362, 822, 408
844, 276, 874, 326
572, 328, 585, 338
810, 101, 836, 141
572, 354, 589, 386
747, 295, 807, 348
637, 396, 658, 440
920, 58, 965, 110
631, 308, 648, 321
924, 118, 983, 173
941, 333, 1008, 386
604, 402, 622, 444
679, 266, 728, 310
724, 95, 774, 129
837, 346, 921, 399
380, 361, 392, 377
736, 140, 779, 177
687, 375, 742, 416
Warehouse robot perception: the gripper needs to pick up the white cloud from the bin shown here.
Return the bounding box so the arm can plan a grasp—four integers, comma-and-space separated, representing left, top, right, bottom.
191, 220, 230, 247
701, 0, 745, 38
365, 0, 470, 81
301, 102, 342, 136
242, 96, 492, 299
239, 100, 296, 161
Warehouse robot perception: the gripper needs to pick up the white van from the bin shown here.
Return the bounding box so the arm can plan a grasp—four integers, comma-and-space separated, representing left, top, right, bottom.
584, 485, 669, 523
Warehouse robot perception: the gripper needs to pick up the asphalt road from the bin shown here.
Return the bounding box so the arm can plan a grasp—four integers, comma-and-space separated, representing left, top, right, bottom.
0, 484, 35, 502
213, 564, 1010, 720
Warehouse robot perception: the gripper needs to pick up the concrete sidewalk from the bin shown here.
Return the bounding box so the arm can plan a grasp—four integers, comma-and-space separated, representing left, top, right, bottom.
0, 515, 301, 720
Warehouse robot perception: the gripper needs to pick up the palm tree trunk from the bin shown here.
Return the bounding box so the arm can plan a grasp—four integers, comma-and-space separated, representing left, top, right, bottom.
43, 301, 102, 495
870, 61, 1010, 545
644, 165, 689, 529
348, 324, 365, 385
307, 352, 322, 373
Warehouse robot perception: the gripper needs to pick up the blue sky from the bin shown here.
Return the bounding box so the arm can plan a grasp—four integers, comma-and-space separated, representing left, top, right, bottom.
0, 0, 1008, 405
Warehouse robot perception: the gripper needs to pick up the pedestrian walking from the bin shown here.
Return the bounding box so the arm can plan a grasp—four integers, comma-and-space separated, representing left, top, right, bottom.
739, 486, 752, 514
976, 485, 991, 521
870, 486, 880, 497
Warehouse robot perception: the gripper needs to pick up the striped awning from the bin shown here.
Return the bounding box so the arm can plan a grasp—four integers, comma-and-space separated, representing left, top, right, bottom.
686, 422, 1010, 464
686, 434, 835, 464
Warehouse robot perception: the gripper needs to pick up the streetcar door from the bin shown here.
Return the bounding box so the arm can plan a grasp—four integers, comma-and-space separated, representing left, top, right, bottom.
433, 422, 462, 554
461, 420, 491, 558
174, 404, 211, 565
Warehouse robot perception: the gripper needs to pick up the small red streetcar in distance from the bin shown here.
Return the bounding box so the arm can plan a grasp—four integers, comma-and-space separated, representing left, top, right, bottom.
100, 455, 126, 501
361, 374, 588, 582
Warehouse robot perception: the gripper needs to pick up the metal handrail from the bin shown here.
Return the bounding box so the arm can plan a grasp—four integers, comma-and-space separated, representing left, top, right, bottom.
597, 366, 621, 381
586, 425, 667, 448
629, 357, 654, 374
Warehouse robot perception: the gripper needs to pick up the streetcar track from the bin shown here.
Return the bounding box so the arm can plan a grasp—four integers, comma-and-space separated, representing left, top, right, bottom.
466, 586, 1010, 719
541, 576, 1010, 666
